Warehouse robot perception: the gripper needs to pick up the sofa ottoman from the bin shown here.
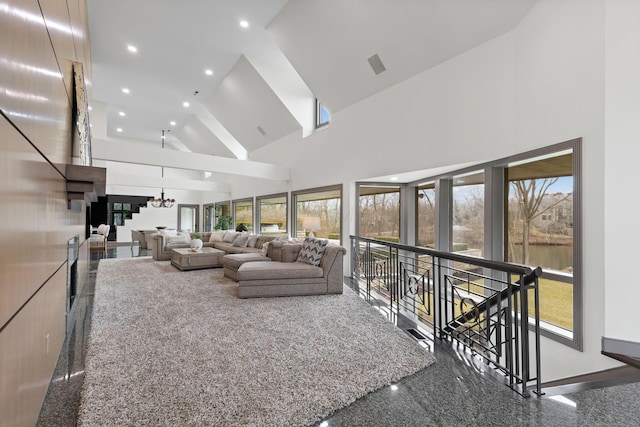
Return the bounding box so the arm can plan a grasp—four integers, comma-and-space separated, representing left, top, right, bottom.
237, 261, 326, 298
223, 253, 270, 281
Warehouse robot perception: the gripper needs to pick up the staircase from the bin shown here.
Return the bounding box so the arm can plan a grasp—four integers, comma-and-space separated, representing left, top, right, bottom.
116, 202, 177, 243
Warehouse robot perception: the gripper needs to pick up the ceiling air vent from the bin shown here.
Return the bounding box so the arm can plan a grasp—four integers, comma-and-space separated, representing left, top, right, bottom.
256, 126, 267, 136
367, 53, 386, 75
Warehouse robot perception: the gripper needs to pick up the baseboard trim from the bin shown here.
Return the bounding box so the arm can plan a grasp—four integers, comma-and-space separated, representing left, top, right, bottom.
602, 336, 640, 359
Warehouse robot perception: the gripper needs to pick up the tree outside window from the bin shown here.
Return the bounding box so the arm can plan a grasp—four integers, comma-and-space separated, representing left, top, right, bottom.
358, 185, 400, 243
452, 172, 484, 255
507, 152, 574, 332
294, 186, 341, 242
416, 184, 436, 248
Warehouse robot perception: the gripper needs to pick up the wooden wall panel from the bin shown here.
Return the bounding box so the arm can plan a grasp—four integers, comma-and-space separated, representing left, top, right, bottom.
0, 0, 92, 423
0, 0, 72, 167
0, 118, 66, 328
0, 266, 66, 427
74, 0, 94, 97
39, 0, 77, 104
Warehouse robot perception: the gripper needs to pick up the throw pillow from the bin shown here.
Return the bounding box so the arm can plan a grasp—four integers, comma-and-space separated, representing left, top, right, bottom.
261, 241, 271, 256
296, 237, 329, 266
166, 232, 189, 245
160, 228, 178, 237
232, 232, 250, 247
208, 230, 225, 242
223, 231, 238, 243
247, 234, 259, 248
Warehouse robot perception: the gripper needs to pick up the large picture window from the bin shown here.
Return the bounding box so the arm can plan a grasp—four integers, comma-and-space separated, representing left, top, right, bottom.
293, 185, 342, 243
507, 150, 575, 339
408, 139, 581, 348
452, 171, 484, 256
358, 185, 400, 243
214, 201, 231, 230
257, 193, 288, 237
416, 183, 436, 248
203, 204, 215, 232
233, 198, 253, 232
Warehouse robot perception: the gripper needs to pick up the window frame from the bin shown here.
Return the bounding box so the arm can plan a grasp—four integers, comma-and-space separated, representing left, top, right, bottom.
315, 98, 330, 129
256, 192, 289, 237
292, 184, 343, 244
177, 204, 200, 233
232, 197, 254, 233
408, 138, 582, 349
355, 183, 403, 242
203, 203, 215, 232
415, 182, 436, 248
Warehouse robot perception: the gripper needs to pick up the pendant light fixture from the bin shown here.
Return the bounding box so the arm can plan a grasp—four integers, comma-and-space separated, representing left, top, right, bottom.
150, 130, 175, 208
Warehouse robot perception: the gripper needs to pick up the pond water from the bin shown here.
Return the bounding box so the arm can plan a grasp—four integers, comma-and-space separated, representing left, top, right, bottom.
513, 244, 572, 271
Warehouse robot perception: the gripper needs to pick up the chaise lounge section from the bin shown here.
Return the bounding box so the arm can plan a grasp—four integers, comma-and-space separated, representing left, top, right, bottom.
224, 239, 347, 298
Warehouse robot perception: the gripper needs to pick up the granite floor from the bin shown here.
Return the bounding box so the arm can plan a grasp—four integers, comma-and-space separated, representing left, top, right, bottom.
37, 244, 640, 426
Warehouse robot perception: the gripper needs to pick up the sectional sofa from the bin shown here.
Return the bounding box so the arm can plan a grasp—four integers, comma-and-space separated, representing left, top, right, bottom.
150, 230, 277, 261
151, 230, 347, 298
223, 239, 346, 298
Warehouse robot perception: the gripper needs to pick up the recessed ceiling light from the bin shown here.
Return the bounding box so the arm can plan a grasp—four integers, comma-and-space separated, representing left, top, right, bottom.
205, 69, 213, 76
127, 44, 138, 53
170, 121, 176, 126
88, 106, 92, 111
390, 176, 399, 181
119, 111, 125, 116
239, 20, 249, 28
122, 88, 130, 94
116, 128, 123, 132
182, 101, 190, 108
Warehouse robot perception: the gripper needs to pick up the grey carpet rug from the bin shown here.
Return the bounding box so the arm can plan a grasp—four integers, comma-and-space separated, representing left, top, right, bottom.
78, 257, 435, 426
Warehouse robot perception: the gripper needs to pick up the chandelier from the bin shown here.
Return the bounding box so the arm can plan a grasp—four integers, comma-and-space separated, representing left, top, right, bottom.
150, 130, 175, 208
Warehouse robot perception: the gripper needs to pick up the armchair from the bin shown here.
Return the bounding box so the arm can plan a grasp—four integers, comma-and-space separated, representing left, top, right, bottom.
89, 224, 110, 255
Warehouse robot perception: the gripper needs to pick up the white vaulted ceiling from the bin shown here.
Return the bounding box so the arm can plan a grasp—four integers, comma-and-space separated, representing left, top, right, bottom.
86, 0, 537, 195
203, 55, 301, 153
269, 0, 537, 113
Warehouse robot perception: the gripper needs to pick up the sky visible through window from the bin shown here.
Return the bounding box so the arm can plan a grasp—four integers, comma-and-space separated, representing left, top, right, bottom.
318, 102, 329, 126
452, 176, 572, 201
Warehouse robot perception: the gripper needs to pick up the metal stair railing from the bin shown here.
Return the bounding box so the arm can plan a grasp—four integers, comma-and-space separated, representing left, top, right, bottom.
350, 235, 542, 397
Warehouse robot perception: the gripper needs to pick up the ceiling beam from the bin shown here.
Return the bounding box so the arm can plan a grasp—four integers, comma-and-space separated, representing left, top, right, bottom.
107, 173, 231, 192
92, 138, 290, 181
195, 112, 248, 160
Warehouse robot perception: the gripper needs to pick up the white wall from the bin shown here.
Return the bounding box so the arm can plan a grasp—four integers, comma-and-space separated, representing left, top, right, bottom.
249, 30, 517, 187
115, 188, 210, 243
512, 0, 619, 379
604, 1, 640, 345
230, 0, 623, 382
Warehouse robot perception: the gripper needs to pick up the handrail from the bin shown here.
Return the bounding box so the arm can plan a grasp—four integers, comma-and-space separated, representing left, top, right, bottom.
352, 235, 534, 276
349, 235, 542, 397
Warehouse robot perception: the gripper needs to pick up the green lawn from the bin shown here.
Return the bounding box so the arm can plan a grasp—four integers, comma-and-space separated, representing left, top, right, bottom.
530, 278, 573, 330
409, 277, 573, 332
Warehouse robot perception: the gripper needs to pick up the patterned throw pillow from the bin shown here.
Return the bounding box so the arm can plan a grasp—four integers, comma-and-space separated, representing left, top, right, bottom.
296, 237, 329, 266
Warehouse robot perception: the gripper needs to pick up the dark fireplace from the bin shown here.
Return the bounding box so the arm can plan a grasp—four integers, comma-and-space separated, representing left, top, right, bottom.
67, 235, 79, 316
